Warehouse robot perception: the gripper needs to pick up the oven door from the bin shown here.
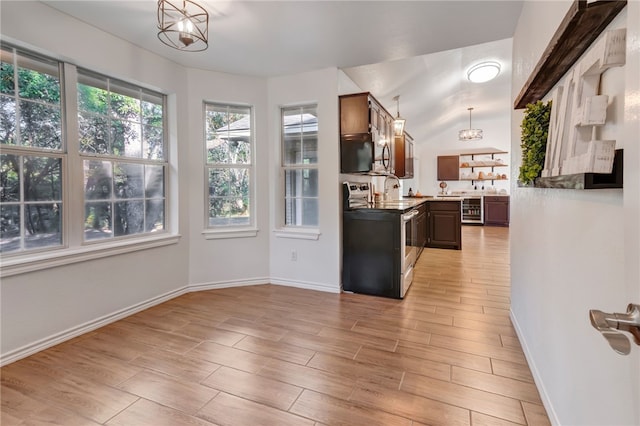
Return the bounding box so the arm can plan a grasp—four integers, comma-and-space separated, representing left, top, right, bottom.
400, 209, 418, 297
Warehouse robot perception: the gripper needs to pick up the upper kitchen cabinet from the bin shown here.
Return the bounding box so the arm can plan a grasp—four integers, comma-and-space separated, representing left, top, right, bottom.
339, 92, 394, 174
437, 155, 459, 181
393, 132, 414, 179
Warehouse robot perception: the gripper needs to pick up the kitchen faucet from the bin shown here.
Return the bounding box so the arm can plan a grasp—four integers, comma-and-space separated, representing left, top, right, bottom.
383, 175, 400, 201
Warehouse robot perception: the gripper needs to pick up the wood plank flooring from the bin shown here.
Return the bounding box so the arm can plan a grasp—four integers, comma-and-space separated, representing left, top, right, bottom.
1, 226, 551, 425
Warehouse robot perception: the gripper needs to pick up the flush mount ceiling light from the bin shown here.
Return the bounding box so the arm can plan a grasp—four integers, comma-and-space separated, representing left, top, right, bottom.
157, 0, 209, 52
458, 107, 483, 141
392, 95, 406, 136
467, 61, 501, 83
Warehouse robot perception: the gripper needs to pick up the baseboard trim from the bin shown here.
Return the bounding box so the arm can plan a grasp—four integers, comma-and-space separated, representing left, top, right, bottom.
1, 276, 342, 366
188, 277, 270, 293
270, 277, 341, 294
510, 309, 560, 426
0, 285, 188, 367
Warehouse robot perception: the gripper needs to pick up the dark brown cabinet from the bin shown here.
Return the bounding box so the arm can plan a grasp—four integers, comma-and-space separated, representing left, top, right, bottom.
426, 201, 461, 250
437, 155, 459, 181
393, 132, 414, 179
339, 92, 394, 174
484, 196, 510, 226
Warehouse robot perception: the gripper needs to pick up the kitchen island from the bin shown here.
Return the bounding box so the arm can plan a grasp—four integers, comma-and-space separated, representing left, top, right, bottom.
342, 197, 461, 299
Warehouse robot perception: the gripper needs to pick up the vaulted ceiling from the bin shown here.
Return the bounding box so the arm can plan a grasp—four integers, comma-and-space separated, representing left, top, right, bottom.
41, 1, 523, 142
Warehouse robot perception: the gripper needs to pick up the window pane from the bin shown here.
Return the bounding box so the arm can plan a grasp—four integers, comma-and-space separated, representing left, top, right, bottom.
302, 199, 319, 227
84, 160, 112, 200
145, 199, 164, 232
79, 111, 109, 154
114, 200, 144, 236
24, 203, 61, 249
1, 59, 15, 96
282, 105, 318, 166
84, 202, 112, 240
78, 83, 108, 115
111, 119, 141, 157
145, 165, 164, 198
205, 104, 251, 165
0, 204, 20, 253
18, 100, 61, 149
0, 95, 16, 145
24, 156, 62, 201
143, 124, 163, 160
0, 154, 19, 202
208, 168, 250, 226
110, 92, 140, 122
284, 169, 318, 198
114, 162, 144, 199
18, 66, 60, 104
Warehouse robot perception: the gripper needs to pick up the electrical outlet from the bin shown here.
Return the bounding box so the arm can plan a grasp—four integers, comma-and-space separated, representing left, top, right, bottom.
290, 250, 297, 261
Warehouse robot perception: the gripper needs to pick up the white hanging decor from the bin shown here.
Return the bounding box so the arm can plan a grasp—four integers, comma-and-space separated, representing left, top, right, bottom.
459, 107, 483, 141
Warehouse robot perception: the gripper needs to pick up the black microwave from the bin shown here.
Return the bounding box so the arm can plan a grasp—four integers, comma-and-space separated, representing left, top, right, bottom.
340, 133, 373, 173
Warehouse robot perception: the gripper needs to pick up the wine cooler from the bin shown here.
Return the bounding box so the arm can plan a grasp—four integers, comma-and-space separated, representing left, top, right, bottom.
461, 196, 483, 224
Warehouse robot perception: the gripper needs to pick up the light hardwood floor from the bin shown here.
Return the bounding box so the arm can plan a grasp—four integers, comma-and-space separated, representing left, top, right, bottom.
1, 226, 551, 426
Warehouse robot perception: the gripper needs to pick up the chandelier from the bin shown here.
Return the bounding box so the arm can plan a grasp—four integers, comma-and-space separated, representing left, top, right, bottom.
458, 107, 483, 141
157, 0, 209, 52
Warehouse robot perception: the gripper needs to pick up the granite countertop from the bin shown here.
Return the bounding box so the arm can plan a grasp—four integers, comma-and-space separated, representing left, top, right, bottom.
353, 196, 463, 212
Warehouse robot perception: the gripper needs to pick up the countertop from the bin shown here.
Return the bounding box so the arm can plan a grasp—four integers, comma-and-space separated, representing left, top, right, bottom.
350, 196, 463, 212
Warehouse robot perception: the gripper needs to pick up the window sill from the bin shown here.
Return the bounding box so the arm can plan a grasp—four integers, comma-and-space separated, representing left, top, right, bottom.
202, 228, 258, 240
0, 234, 181, 278
273, 227, 321, 240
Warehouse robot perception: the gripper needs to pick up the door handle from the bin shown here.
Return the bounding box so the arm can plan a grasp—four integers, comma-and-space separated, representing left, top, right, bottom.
589, 303, 640, 355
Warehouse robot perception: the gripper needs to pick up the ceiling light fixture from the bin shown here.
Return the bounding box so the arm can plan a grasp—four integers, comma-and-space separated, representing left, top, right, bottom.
467, 61, 501, 83
157, 0, 209, 52
392, 95, 405, 136
459, 107, 483, 141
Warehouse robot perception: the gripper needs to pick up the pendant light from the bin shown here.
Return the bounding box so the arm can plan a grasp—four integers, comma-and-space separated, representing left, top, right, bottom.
458, 107, 483, 141
392, 95, 405, 136
157, 0, 209, 52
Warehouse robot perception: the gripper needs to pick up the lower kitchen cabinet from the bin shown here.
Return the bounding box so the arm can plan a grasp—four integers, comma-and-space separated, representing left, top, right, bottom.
342, 210, 401, 298
426, 201, 462, 250
484, 195, 510, 226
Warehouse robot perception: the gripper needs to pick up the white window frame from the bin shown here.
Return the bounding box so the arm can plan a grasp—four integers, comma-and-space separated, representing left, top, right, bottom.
275, 104, 320, 241
202, 101, 257, 240
0, 43, 178, 278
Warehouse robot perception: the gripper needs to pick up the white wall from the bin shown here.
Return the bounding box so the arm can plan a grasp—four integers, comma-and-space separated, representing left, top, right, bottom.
185, 68, 271, 288
268, 68, 342, 293
510, 3, 639, 425
416, 38, 513, 197
0, 2, 191, 361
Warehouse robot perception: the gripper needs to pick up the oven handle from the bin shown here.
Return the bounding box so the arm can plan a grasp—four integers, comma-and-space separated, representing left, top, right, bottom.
402, 210, 419, 222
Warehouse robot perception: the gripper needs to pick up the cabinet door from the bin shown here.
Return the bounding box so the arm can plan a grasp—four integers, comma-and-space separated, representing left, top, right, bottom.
427, 202, 461, 250
405, 136, 414, 179
484, 197, 510, 226
340, 93, 370, 135
437, 155, 459, 181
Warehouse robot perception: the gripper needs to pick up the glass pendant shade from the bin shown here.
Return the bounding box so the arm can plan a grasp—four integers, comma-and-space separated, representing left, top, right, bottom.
459, 107, 483, 141
158, 0, 209, 52
393, 95, 405, 136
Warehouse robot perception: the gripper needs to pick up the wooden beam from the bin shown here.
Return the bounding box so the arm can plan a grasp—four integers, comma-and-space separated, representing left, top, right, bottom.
514, 0, 627, 109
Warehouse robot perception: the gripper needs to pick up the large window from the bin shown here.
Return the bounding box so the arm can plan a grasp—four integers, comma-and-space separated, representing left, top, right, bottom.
78, 71, 166, 240
0, 44, 168, 258
281, 105, 318, 227
204, 103, 253, 229
1, 48, 64, 253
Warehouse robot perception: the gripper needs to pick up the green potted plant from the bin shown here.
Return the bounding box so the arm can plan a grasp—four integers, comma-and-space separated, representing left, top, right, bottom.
519, 100, 551, 185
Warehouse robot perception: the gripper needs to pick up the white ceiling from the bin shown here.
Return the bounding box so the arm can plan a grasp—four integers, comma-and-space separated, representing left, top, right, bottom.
41, 0, 523, 143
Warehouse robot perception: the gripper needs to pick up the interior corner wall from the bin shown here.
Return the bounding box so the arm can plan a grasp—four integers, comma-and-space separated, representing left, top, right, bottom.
0, 2, 191, 361
510, 3, 637, 425
185, 69, 271, 289
267, 68, 341, 293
